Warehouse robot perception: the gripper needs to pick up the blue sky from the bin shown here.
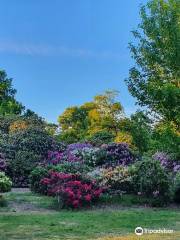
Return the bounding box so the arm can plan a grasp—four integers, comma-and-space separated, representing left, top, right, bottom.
0, 0, 147, 123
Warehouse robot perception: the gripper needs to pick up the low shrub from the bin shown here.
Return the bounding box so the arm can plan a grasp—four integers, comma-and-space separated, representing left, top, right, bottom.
41, 172, 103, 208
131, 158, 171, 206
30, 166, 49, 193
0, 172, 12, 192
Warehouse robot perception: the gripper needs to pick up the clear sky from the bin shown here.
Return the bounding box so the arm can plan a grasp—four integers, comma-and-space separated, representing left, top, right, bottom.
0, 0, 147, 123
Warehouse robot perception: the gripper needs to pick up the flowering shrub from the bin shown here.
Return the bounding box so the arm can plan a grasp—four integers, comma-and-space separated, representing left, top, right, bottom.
46, 151, 64, 165
40, 172, 103, 208
0, 172, 12, 193
44, 143, 135, 169
153, 152, 180, 173
102, 143, 135, 167
67, 143, 92, 152
46, 143, 92, 165
79, 147, 108, 167
0, 153, 6, 172
131, 158, 171, 206
98, 166, 133, 194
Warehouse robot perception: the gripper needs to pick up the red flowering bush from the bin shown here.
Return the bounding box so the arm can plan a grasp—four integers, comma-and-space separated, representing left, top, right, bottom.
40, 171, 103, 208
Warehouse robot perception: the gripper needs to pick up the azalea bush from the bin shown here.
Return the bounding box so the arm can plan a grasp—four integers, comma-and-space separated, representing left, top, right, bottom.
0, 172, 12, 193
40, 171, 103, 208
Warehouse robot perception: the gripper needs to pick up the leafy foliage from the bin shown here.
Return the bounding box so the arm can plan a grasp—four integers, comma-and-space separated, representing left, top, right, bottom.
131, 158, 171, 206
0, 172, 12, 193
0, 70, 24, 115
173, 172, 180, 203
126, 0, 180, 124
87, 131, 114, 146
58, 91, 124, 143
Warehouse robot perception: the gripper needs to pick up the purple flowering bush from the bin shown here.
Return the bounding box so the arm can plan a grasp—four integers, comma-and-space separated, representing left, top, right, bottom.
102, 143, 135, 167
153, 152, 180, 173
44, 143, 136, 169
46, 143, 93, 165
67, 143, 93, 152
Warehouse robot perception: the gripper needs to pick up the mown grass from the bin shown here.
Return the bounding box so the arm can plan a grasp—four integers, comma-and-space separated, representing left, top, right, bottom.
4, 191, 56, 210
0, 191, 180, 240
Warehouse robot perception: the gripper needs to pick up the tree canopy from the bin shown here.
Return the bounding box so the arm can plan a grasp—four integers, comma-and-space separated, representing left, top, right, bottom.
126, 0, 180, 125
58, 90, 124, 143
0, 70, 24, 115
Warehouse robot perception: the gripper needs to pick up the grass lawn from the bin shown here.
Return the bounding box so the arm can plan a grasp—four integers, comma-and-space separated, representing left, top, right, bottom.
0, 191, 179, 240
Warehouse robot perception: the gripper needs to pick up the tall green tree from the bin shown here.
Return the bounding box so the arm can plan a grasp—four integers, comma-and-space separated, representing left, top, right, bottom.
0, 70, 24, 115
126, 0, 180, 125
58, 91, 124, 143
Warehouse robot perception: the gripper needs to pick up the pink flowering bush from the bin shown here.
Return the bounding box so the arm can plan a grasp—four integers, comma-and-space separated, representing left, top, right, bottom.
40, 171, 103, 208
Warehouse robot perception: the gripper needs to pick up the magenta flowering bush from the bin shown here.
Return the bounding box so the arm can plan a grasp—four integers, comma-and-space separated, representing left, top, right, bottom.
40, 171, 103, 208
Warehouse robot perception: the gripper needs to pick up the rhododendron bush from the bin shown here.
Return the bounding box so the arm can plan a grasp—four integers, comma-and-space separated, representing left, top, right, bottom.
45, 142, 135, 168
40, 171, 103, 208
